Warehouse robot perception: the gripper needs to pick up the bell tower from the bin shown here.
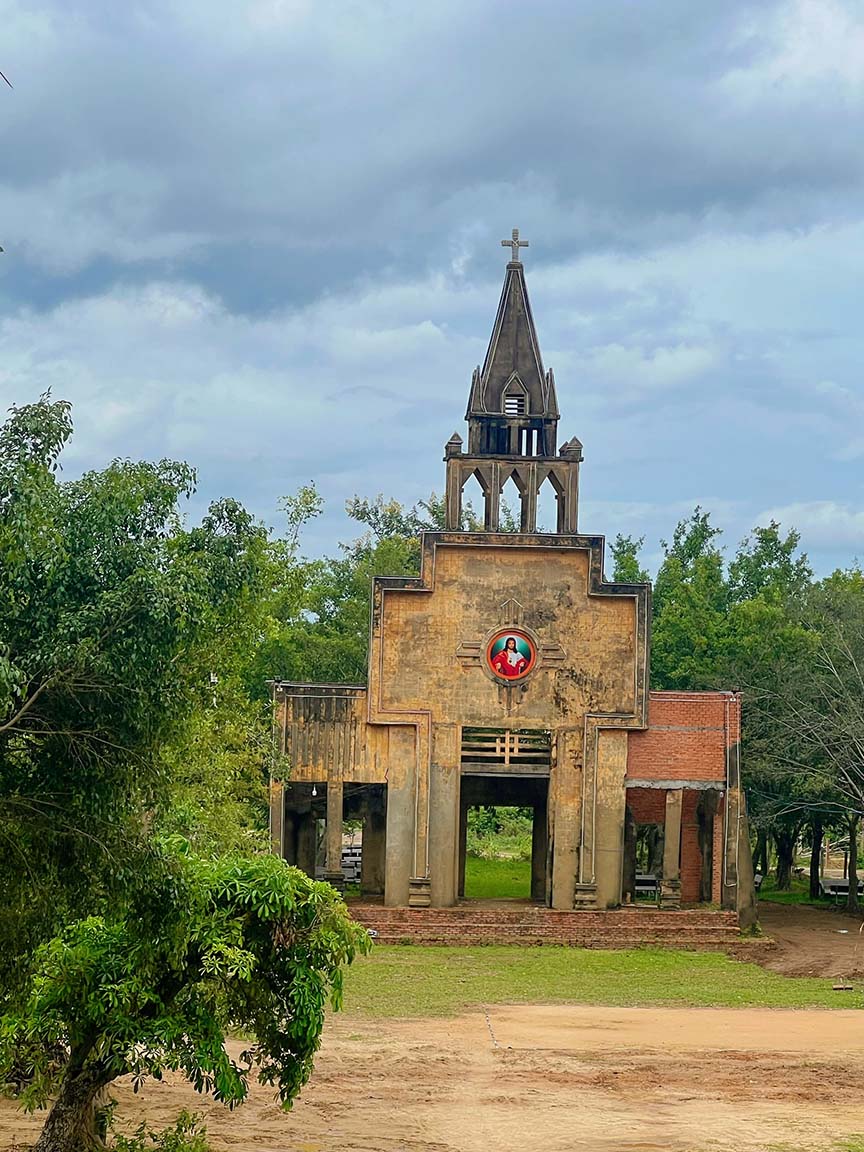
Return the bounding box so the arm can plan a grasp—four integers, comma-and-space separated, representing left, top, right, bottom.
444, 229, 583, 532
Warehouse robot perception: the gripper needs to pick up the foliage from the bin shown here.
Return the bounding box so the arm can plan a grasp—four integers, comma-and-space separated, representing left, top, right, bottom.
111, 1111, 210, 1152
608, 534, 650, 584
465, 807, 532, 861
0, 849, 370, 1150
0, 393, 282, 990
0, 396, 276, 993
651, 507, 728, 689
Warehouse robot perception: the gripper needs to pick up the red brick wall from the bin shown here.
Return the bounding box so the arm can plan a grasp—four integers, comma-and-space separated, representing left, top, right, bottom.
627, 691, 739, 784
626, 787, 666, 825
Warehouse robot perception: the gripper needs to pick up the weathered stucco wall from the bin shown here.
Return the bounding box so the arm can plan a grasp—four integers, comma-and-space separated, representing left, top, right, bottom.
375, 543, 641, 724
274, 686, 413, 785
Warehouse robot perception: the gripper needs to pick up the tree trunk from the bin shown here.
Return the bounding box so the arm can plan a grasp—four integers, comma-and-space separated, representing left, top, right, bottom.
33, 1063, 111, 1152
774, 829, 797, 891
846, 815, 859, 916
646, 825, 662, 875
809, 818, 824, 901
754, 830, 769, 878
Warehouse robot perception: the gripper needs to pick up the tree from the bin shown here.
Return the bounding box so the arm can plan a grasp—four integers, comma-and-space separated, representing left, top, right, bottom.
651, 508, 728, 689
0, 395, 274, 993
0, 850, 370, 1152
728, 522, 812, 604
608, 534, 650, 584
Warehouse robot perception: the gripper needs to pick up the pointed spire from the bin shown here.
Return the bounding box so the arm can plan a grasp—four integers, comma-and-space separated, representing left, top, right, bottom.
467, 251, 554, 420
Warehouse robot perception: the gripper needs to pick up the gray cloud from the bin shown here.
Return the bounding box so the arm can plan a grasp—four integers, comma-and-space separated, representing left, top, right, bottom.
1, 0, 863, 572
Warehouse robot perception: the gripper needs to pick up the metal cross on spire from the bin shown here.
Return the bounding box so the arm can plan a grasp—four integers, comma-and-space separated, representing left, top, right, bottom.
501, 227, 528, 263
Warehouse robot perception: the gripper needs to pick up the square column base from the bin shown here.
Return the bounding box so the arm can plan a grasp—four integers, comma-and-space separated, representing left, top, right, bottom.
322, 870, 346, 893
660, 879, 681, 909
573, 883, 598, 910
408, 876, 432, 908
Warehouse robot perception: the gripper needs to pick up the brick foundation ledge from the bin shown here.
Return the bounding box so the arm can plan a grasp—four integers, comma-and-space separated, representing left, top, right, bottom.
347, 903, 772, 955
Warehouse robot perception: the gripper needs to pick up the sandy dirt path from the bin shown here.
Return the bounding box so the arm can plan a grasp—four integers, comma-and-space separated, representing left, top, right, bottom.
759, 901, 864, 977
3, 1004, 863, 1152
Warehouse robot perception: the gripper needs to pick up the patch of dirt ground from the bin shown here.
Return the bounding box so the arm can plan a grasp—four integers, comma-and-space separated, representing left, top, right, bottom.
2, 1005, 863, 1152
758, 900, 864, 977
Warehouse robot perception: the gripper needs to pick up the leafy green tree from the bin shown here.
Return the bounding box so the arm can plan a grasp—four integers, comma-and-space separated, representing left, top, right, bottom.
651, 508, 728, 689
721, 524, 820, 889
780, 568, 864, 910
0, 395, 273, 993
608, 534, 650, 584
728, 522, 812, 604
0, 850, 369, 1152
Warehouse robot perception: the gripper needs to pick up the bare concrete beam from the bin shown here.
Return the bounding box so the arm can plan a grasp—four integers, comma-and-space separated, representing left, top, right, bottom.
627, 779, 724, 791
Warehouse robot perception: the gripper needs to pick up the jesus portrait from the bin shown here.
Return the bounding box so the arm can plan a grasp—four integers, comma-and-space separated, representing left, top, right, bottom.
487, 632, 534, 679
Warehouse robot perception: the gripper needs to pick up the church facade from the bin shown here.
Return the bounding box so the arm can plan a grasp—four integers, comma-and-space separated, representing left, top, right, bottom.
269, 234, 751, 918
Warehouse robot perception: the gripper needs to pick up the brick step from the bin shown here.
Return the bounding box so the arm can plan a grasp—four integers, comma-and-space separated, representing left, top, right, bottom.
351, 914, 739, 930
350, 907, 738, 927
367, 929, 740, 944
349, 905, 744, 951
355, 922, 740, 939
360, 925, 740, 940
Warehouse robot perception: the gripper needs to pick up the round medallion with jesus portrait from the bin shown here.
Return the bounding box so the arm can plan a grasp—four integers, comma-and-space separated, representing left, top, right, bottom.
485, 628, 537, 682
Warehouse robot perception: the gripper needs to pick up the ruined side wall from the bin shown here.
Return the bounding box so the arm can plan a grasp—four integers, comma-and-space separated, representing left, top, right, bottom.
273, 686, 410, 784
625, 693, 738, 905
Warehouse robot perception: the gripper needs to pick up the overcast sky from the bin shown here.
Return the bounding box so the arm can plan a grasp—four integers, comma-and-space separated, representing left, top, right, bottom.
2, 0, 863, 574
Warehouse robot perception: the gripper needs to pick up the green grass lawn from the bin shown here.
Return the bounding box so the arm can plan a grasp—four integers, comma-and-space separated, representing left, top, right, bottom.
464, 853, 531, 899
758, 875, 832, 906
341, 945, 864, 1017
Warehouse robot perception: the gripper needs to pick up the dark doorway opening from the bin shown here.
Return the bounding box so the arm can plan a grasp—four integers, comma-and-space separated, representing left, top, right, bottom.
280, 781, 387, 900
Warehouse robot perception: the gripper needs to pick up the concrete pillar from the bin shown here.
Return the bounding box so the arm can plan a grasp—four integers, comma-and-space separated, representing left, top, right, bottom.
269, 780, 284, 857
531, 800, 548, 903
444, 458, 462, 531
551, 730, 582, 909
594, 729, 629, 909
384, 728, 416, 907
323, 781, 344, 890
296, 811, 317, 879
385, 781, 414, 907
697, 791, 719, 903
712, 794, 725, 903
724, 789, 758, 929
429, 731, 459, 907
487, 462, 501, 531
523, 462, 538, 532
458, 803, 468, 898
661, 788, 683, 908
360, 795, 386, 897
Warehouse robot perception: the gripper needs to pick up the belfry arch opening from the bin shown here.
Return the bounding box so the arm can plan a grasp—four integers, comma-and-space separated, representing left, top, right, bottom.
537, 472, 564, 533
500, 473, 524, 532
460, 470, 486, 530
